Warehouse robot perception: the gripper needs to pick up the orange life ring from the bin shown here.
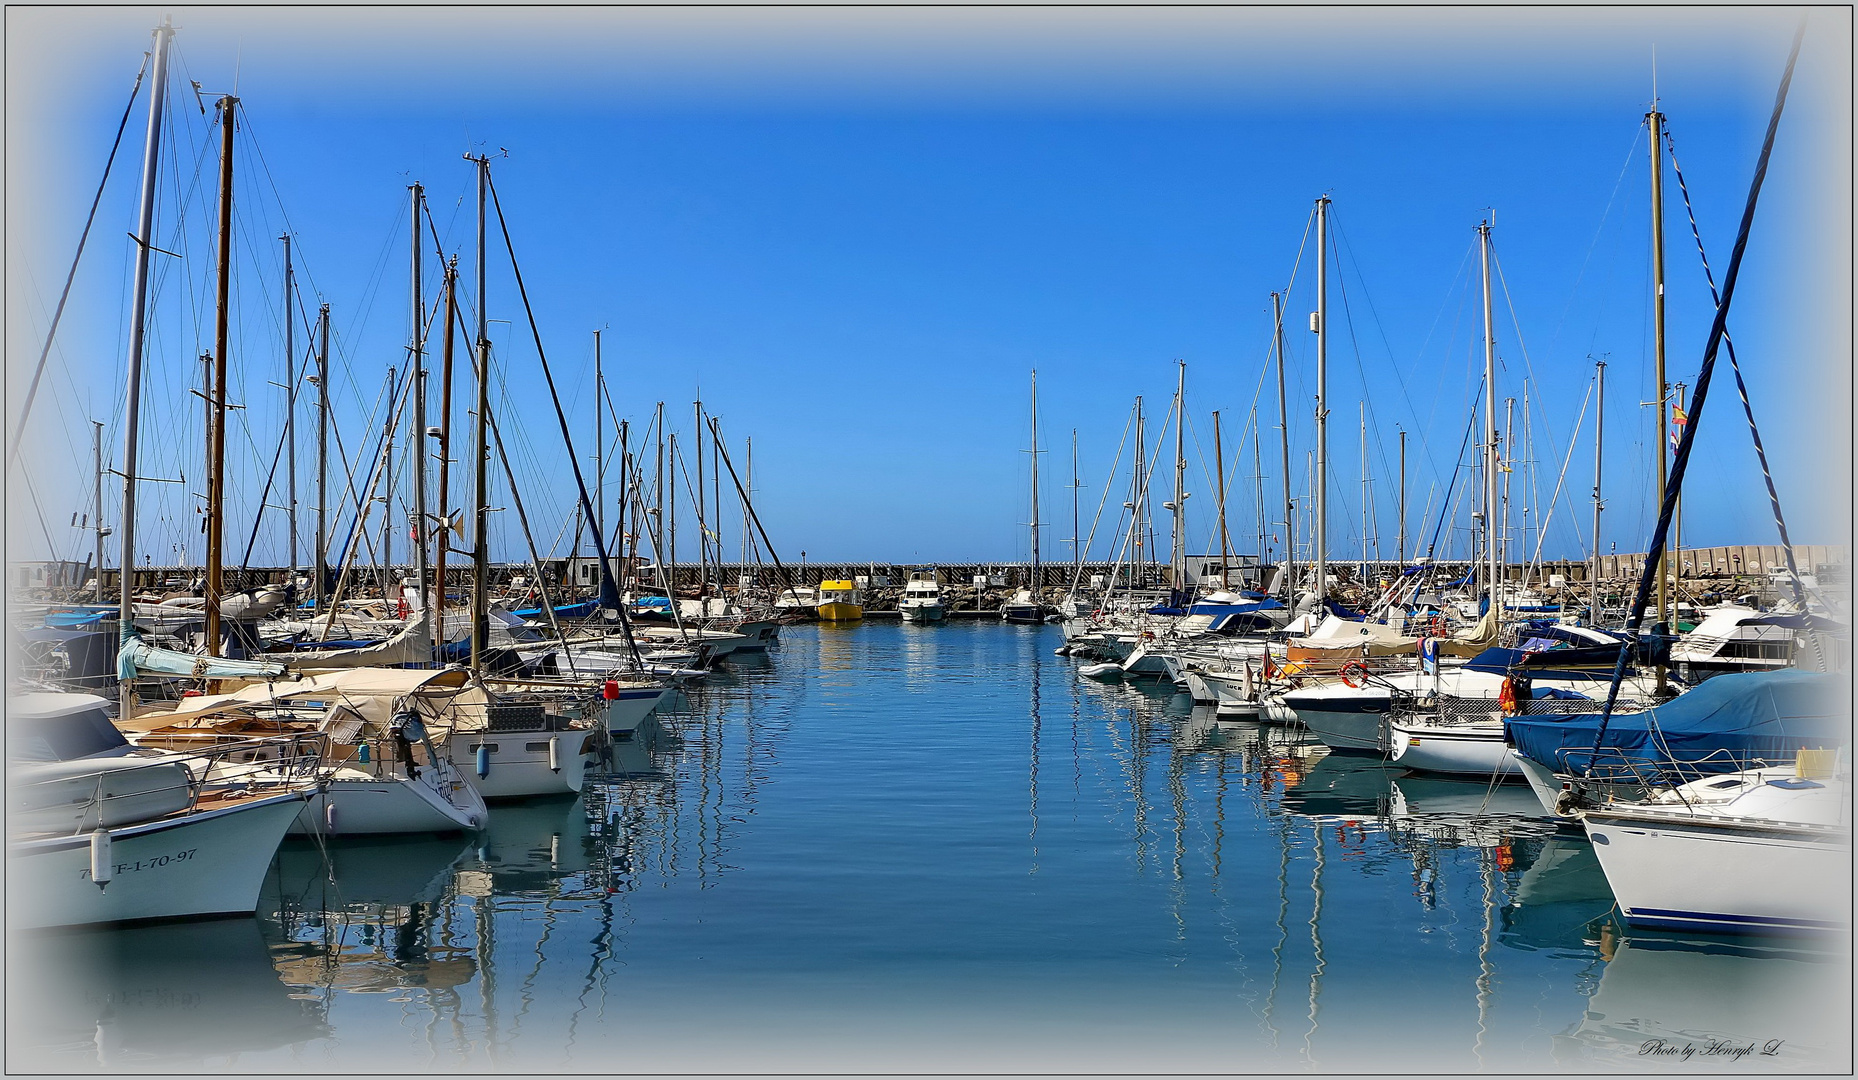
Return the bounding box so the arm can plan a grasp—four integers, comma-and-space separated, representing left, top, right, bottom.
1339, 661, 1369, 689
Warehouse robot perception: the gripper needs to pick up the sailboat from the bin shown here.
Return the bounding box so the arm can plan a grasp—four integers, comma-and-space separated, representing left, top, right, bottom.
1003, 370, 1047, 624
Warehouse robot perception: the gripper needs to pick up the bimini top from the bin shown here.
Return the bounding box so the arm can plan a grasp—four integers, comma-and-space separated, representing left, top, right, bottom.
1505, 668, 1846, 779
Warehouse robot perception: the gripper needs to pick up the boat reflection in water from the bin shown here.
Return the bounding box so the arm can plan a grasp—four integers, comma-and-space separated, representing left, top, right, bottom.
1554, 925, 1852, 1071
8, 917, 329, 1071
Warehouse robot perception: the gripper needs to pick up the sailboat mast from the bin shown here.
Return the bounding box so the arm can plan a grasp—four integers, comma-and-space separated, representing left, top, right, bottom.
1070, 428, 1080, 582
1591, 359, 1606, 623
1029, 369, 1041, 594
470, 153, 491, 670
1397, 428, 1407, 565
282, 233, 297, 579
379, 365, 396, 601
1213, 410, 1230, 590
594, 329, 603, 565
1274, 291, 1294, 606
1359, 402, 1368, 586
435, 257, 457, 645
203, 94, 237, 658
89, 421, 104, 594
693, 400, 705, 601
315, 304, 329, 614
1649, 105, 1671, 643
1502, 395, 1515, 590
116, 19, 173, 713
1313, 197, 1329, 608
408, 183, 430, 619
1479, 220, 1500, 618
1170, 362, 1186, 591
1131, 397, 1145, 587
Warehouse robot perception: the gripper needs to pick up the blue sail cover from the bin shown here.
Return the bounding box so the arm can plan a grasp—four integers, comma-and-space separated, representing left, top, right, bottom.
1505, 669, 1846, 779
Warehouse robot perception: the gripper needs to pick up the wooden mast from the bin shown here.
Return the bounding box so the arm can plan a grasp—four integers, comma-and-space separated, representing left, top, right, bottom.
203, 94, 237, 658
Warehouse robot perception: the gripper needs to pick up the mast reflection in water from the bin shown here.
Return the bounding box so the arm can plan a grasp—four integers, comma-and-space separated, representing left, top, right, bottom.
9, 623, 1848, 1071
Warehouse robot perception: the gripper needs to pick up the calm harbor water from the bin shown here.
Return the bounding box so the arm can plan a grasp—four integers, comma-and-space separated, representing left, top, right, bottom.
10, 622, 1851, 1072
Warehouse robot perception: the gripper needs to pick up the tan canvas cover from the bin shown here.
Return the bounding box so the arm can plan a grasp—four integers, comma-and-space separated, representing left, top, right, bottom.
121, 666, 472, 732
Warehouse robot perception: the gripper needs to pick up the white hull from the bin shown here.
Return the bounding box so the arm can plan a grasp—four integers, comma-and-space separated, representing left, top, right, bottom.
1389, 721, 1518, 779
9, 793, 305, 928
900, 603, 946, 623
1582, 807, 1851, 934
1183, 667, 1262, 715
603, 686, 672, 736
290, 768, 486, 836
449, 730, 595, 799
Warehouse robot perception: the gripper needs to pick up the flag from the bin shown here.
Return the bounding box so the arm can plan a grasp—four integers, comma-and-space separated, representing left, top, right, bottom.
1671, 405, 1688, 426
1669, 429, 1680, 454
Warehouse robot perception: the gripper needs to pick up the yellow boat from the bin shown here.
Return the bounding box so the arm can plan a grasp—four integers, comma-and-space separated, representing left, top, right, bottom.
814, 580, 864, 621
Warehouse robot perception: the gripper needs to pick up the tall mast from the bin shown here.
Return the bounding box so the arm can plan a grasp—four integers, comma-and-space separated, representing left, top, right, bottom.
379, 365, 396, 600
1359, 402, 1368, 586
1170, 361, 1186, 591
1590, 360, 1606, 623
1213, 410, 1230, 590
713, 415, 723, 600
203, 94, 237, 658
92, 421, 106, 596
594, 329, 603, 566
654, 402, 665, 589
1252, 407, 1266, 585
1274, 291, 1295, 606
470, 153, 491, 670
1313, 197, 1330, 607
116, 19, 173, 715
435, 257, 458, 645
1648, 105, 1671, 647
1502, 395, 1515, 589
693, 400, 706, 602
281, 233, 297, 580
1070, 428, 1081, 583
1672, 381, 1686, 601
407, 183, 430, 617
668, 432, 678, 593
1029, 369, 1041, 595
315, 304, 329, 614
1131, 397, 1145, 586
1396, 428, 1407, 565
1479, 220, 1500, 618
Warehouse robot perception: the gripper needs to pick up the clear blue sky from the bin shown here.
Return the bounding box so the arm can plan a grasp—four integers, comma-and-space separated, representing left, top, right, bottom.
8, 7, 1850, 571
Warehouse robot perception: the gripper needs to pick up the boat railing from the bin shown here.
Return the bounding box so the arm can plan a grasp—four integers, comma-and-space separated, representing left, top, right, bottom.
1551, 744, 1790, 798
15, 732, 324, 837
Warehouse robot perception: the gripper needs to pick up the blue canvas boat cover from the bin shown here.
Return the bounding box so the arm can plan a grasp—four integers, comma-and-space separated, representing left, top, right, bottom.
512, 600, 600, 620
1505, 669, 1847, 779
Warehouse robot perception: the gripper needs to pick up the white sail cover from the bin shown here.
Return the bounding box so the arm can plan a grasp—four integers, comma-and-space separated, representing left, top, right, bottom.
280, 611, 435, 671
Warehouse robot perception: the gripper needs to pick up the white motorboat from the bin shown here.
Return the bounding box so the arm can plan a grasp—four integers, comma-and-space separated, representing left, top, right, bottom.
8, 693, 312, 929
898, 569, 947, 623
1577, 756, 1851, 934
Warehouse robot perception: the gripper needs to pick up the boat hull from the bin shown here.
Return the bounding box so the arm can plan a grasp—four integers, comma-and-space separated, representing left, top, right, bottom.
290, 770, 486, 836
899, 603, 946, 623
449, 730, 596, 799
601, 685, 672, 736
1286, 686, 1392, 753
1390, 721, 1518, 779
1581, 808, 1852, 934
815, 603, 864, 622
8, 793, 305, 929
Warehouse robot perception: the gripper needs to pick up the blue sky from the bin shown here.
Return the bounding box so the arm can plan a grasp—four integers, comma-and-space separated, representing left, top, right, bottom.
7, 7, 1850, 571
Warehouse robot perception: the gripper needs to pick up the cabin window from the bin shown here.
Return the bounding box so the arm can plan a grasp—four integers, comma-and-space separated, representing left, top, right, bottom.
525, 741, 550, 752
468, 742, 501, 753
